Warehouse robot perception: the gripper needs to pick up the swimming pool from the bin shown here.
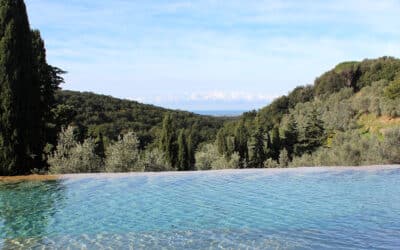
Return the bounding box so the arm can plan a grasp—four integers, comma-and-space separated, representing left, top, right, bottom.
1, 166, 399, 249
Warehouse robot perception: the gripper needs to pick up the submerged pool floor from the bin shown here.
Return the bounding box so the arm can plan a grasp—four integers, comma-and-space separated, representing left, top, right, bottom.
0, 166, 399, 249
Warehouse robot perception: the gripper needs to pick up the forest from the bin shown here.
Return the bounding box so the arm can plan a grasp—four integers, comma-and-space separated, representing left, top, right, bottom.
0, 0, 399, 176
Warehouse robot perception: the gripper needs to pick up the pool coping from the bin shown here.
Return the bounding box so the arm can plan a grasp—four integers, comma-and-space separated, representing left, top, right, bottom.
0, 165, 399, 182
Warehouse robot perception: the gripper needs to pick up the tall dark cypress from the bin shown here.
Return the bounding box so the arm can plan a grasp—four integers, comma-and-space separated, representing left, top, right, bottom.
234, 120, 249, 168
0, 0, 40, 175
31, 30, 64, 151
269, 127, 281, 161
186, 128, 196, 170
249, 119, 265, 168
281, 114, 298, 158
177, 129, 189, 171
159, 113, 177, 168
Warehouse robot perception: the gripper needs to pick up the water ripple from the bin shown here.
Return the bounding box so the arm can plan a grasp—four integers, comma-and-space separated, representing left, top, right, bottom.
0, 166, 400, 249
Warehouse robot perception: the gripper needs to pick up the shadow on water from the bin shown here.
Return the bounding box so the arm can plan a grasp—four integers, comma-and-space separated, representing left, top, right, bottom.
0, 180, 66, 249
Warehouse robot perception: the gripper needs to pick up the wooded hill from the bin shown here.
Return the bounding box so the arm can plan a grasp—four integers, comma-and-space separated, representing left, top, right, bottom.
54, 90, 230, 149
210, 57, 400, 169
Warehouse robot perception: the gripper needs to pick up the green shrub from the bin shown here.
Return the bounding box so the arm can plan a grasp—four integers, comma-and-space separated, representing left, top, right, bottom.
263, 158, 279, 168
384, 79, 400, 100
195, 144, 240, 170
381, 127, 400, 164
105, 132, 143, 172
279, 149, 290, 168
142, 148, 172, 172
48, 126, 103, 174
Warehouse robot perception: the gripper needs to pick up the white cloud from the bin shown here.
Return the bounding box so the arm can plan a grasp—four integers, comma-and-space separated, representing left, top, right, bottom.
129, 91, 278, 110
25, 0, 400, 110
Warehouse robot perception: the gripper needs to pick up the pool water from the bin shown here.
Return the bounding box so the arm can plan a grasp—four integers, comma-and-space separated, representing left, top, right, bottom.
1, 166, 400, 249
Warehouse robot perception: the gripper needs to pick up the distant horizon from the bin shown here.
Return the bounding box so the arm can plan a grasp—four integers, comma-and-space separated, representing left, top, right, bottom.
27, 1, 400, 110
60, 87, 271, 112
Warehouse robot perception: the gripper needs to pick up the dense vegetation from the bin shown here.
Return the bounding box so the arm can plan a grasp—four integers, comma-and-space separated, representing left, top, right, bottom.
209, 57, 400, 168
0, 0, 63, 175
0, 0, 399, 175
54, 90, 227, 148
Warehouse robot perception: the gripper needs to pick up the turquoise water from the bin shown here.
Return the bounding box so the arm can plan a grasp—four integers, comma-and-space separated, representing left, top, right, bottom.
0, 167, 400, 249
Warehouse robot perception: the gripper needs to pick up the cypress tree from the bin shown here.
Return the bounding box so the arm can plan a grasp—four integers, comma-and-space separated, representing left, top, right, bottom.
234, 120, 249, 168
187, 130, 195, 170
0, 0, 40, 175
31, 30, 64, 149
94, 132, 106, 159
159, 113, 177, 168
295, 108, 325, 155
269, 127, 281, 161
249, 120, 265, 168
281, 114, 298, 158
177, 129, 189, 171
216, 129, 227, 155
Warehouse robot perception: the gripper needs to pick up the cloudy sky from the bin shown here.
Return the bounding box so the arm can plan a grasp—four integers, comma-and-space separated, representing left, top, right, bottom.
25, 0, 400, 111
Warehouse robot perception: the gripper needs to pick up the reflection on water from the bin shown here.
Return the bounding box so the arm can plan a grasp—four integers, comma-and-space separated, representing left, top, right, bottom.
0, 180, 66, 249
0, 166, 400, 249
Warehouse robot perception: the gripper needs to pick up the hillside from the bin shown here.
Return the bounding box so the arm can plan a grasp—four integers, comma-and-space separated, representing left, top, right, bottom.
209, 57, 400, 169
54, 90, 230, 148
46, 57, 400, 174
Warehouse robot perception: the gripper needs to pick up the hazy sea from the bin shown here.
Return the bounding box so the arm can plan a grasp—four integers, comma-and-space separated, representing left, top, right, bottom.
192, 110, 246, 117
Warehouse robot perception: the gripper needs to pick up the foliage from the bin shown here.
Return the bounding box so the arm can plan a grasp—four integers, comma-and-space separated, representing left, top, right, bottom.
381, 127, 400, 164
55, 90, 228, 148
248, 120, 266, 168
384, 78, 400, 100
177, 129, 190, 171
195, 144, 239, 170
0, 0, 39, 174
142, 148, 172, 172
215, 57, 400, 169
1, 0, 399, 175
234, 120, 249, 167
159, 113, 177, 168
263, 158, 279, 168
279, 149, 290, 168
48, 126, 102, 174
105, 132, 143, 173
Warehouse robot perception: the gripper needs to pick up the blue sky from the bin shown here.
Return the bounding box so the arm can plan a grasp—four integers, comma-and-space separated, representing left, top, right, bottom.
25, 0, 400, 111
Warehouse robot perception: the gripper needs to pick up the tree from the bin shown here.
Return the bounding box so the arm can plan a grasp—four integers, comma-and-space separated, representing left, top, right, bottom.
269, 127, 281, 161
281, 114, 298, 158
279, 148, 290, 168
195, 143, 238, 170
177, 129, 189, 171
31, 30, 65, 149
142, 148, 170, 172
48, 126, 102, 174
159, 113, 177, 168
0, 0, 41, 174
105, 132, 142, 172
94, 132, 105, 159
295, 108, 325, 155
384, 78, 400, 100
234, 120, 249, 167
187, 130, 195, 170
248, 120, 265, 168
216, 129, 228, 155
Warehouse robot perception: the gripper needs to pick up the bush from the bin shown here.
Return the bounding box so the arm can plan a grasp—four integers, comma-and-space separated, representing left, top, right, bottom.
263, 158, 279, 168
384, 79, 400, 100
142, 148, 172, 172
48, 126, 103, 174
381, 127, 400, 164
279, 149, 290, 168
195, 144, 240, 170
290, 130, 391, 167
105, 132, 143, 172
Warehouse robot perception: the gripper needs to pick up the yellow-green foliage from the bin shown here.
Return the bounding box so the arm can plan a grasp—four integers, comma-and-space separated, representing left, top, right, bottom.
384, 78, 400, 100
358, 114, 400, 134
